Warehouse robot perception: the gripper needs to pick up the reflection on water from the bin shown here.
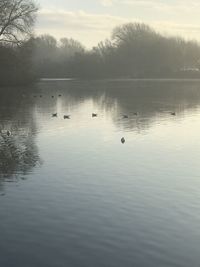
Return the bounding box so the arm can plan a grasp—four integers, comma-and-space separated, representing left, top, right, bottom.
0, 88, 41, 185
0, 133, 39, 178
0, 80, 200, 267
34, 79, 200, 133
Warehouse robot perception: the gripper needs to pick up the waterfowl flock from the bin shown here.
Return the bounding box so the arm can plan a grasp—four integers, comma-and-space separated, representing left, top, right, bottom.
11, 93, 176, 145
0, 109, 177, 144
47, 92, 177, 144
50, 109, 177, 144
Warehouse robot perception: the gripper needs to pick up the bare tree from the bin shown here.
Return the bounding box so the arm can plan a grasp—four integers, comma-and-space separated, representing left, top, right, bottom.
60, 38, 85, 58
112, 23, 156, 46
0, 0, 38, 44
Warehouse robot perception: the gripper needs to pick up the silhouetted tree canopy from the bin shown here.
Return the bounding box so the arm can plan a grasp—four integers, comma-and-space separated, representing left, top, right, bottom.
0, 0, 37, 85
0, 0, 38, 45
112, 23, 157, 45
0, 39, 36, 85
1, 20, 200, 86
31, 23, 200, 80
60, 38, 85, 57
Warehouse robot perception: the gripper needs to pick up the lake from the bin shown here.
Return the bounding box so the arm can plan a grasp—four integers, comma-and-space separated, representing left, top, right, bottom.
0, 79, 200, 267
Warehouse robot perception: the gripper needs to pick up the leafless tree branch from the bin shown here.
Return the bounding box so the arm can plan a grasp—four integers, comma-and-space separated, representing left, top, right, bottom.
0, 0, 38, 45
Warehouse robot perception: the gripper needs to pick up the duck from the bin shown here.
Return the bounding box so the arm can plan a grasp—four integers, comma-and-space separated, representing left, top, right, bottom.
64, 115, 70, 119
121, 137, 125, 144
52, 113, 57, 117
92, 113, 98, 117
6, 130, 11, 136
51, 96, 54, 98
134, 112, 138, 116
171, 112, 176, 116
58, 94, 62, 97
123, 115, 128, 118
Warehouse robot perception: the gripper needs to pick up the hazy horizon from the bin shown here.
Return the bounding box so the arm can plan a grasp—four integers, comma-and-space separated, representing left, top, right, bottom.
35, 0, 200, 47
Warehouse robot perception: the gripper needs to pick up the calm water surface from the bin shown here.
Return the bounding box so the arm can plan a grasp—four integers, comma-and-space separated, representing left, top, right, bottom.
0, 80, 200, 267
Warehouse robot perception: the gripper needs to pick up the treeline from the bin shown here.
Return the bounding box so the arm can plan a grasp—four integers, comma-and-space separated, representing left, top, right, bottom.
32, 23, 200, 79
32, 36, 85, 78
0, 41, 37, 85
1, 0, 200, 85
1, 0, 200, 87
0, 0, 38, 86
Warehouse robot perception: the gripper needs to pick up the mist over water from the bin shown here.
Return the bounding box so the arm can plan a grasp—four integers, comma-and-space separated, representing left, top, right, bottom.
0, 80, 200, 267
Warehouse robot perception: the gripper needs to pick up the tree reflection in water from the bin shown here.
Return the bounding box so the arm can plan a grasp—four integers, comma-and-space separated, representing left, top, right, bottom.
37, 79, 200, 133
0, 132, 40, 179
0, 86, 41, 192
1, 79, 200, 192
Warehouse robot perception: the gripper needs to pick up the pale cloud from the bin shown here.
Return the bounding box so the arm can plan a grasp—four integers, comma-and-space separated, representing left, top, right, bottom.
154, 22, 200, 40
35, 3, 200, 47
119, 0, 200, 13
100, 0, 114, 7
36, 9, 130, 47
121, 0, 166, 7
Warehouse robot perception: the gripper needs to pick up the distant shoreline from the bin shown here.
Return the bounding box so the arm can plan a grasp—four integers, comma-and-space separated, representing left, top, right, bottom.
2, 77, 200, 88
40, 78, 75, 81
39, 77, 200, 82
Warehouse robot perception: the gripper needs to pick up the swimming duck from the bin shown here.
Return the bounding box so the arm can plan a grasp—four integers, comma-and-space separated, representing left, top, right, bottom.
121, 137, 125, 144
134, 112, 138, 116
6, 130, 11, 136
92, 113, 98, 117
52, 113, 57, 117
171, 112, 176, 116
123, 115, 128, 118
64, 115, 70, 119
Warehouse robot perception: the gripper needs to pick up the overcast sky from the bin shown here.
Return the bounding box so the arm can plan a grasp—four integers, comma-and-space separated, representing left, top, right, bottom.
35, 0, 200, 47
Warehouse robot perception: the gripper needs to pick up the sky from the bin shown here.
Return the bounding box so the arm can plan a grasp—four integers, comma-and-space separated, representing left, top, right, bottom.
35, 0, 200, 47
